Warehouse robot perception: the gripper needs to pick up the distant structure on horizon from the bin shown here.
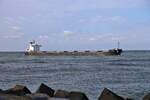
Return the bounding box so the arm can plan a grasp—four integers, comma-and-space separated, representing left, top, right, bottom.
25, 40, 123, 56
27, 40, 42, 52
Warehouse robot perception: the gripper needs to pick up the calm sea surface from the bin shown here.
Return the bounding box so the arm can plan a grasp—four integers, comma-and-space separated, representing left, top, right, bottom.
0, 51, 150, 100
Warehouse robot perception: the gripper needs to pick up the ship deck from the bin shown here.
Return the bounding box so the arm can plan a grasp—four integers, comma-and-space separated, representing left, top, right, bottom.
25, 50, 122, 56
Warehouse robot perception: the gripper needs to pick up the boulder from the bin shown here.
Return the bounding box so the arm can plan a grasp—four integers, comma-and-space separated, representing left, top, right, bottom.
36, 83, 55, 97
3, 85, 31, 96
51, 98, 69, 100
54, 90, 69, 98
0, 89, 2, 91
143, 93, 150, 100
26, 93, 49, 100
125, 98, 134, 100
69, 91, 89, 100
98, 88, 125, 100
0, 93, 32, 100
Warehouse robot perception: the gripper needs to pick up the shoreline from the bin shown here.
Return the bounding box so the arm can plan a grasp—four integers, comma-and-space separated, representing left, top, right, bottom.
0, 83, 149, 100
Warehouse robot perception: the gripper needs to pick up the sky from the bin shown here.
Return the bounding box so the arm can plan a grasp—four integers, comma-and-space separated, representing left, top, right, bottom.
0, 0, 150, 51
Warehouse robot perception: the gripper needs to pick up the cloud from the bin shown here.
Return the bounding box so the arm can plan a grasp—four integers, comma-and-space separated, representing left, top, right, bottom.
38, 35, 49, 39
63, 31, 74, 37
0, 32, 24, 39
63, 0, 148, 12
85, 33, 126, 42
89, 37, 97, 41
37, 35, 49, 45
0, 0, 149, 50
0, 23, 24, 39
3, 16, 25, 27
79, 16, 126, 25
61, 31, 127, 43
11, 26, 21, 31
18, 16, 26, 20
3, 17, 14, 25
110, 16, 125, 22
1, 0, 147, 19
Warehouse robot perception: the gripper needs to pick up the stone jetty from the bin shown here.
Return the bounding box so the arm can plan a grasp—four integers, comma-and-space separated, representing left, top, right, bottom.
0, 83, 149, 100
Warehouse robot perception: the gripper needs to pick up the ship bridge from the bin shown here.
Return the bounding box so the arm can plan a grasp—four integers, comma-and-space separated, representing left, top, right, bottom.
27, 40, 41, 52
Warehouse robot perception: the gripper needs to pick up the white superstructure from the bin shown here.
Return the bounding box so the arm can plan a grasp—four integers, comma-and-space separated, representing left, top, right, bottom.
27, 40, 41, 52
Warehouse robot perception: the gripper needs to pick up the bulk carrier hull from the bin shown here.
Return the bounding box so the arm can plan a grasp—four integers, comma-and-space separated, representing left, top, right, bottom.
25, 40, 123, 56
25, 49, 123, 56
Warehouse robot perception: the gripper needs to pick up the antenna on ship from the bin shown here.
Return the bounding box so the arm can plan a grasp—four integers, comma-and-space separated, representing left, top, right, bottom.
117, 41, 120, 49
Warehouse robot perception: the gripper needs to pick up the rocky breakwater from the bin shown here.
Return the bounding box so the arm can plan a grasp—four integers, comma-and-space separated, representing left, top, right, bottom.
0, 83, 88, 100
0, 83, 149, 100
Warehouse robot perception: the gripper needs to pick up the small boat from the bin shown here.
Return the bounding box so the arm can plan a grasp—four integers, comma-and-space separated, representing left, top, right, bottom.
25, 40, 122, 56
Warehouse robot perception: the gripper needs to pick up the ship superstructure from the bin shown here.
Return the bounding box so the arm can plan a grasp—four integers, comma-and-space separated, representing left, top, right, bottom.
27, 40, 41, 52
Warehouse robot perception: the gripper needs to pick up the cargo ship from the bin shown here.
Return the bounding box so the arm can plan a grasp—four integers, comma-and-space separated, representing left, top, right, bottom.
25, 40, 122, 56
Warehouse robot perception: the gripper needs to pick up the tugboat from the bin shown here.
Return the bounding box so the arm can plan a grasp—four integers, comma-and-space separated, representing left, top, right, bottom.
25, 40, 122, 56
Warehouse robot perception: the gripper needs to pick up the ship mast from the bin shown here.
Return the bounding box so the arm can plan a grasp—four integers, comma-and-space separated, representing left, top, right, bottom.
117, 41, 120, 49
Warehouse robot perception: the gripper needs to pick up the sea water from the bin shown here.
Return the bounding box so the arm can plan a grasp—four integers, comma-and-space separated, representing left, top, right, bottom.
0, 51, 150, 100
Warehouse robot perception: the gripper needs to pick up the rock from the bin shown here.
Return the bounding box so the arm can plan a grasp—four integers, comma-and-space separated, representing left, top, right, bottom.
98, 88, 125, 100
26, 93, 49, 100
51, 98, 69, 100
69, 91, 89, 100
126, 98, 134, 100
0, 89, 2, 91
143, 93, 150, 100
36, 83, 55, 97
0, 93, 32, 100
54, 90, 69, 98
125, 98, 134, 100
3, 85, 31, 96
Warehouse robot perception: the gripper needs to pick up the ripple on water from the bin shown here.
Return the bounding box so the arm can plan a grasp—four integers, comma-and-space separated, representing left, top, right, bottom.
0, 51, 150, 100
